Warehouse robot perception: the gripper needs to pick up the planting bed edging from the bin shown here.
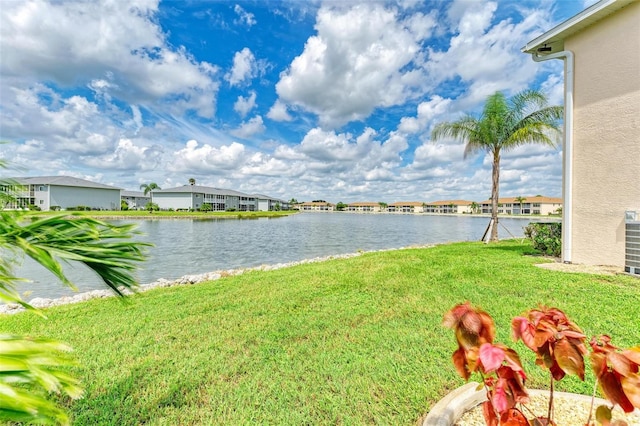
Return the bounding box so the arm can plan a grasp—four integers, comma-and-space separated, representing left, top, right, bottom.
422, 382, 640, 425
422, 382, 485, 425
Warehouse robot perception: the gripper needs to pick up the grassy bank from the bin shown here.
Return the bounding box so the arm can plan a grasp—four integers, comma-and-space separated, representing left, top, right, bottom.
24, 210, 296, 220
2, 241, 639, 425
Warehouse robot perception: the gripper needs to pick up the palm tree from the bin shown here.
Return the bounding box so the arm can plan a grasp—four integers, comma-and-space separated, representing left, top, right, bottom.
431, 90, 562, 241
515, 196, 526, 215
139, 182, 160, 197
188, 178, 196, 186
470, 201, 479, 214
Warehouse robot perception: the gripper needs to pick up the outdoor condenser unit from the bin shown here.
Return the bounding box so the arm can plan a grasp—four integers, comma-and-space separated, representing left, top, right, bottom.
625, 210, 640, 275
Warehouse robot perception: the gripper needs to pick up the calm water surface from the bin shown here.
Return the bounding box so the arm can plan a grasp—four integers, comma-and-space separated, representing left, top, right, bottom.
15, 213, 549, 299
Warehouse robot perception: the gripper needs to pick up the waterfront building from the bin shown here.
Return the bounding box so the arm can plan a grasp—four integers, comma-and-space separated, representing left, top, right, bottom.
347, 202, 384, 213
3, 176, 121, 211
298, 201, 335, 212
388, 201, 425, 213
424, 200, 474, 214
479, 196, 562, 216
121, 191, 150, 210
151, 185, 287, 211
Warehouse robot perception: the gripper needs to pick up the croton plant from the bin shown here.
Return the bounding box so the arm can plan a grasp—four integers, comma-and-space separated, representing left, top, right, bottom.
443, 302, 640, 426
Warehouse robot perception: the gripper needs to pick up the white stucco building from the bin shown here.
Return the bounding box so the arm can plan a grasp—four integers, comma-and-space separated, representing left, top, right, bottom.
152, 185, 288, 211
4, 176, 121, 211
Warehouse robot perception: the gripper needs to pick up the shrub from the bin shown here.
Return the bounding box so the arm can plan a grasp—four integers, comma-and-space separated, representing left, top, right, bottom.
524, 222, 562, 257
444, 302, 640, 425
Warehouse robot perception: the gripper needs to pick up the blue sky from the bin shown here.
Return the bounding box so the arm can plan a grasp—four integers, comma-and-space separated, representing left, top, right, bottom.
0, 0, 594, 203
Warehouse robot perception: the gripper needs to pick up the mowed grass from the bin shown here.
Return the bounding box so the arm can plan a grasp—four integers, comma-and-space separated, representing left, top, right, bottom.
26, 210, 296, 219
2, 240, 639, 425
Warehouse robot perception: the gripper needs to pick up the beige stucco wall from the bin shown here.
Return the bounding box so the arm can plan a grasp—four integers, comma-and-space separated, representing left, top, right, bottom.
565, 1, 640, 266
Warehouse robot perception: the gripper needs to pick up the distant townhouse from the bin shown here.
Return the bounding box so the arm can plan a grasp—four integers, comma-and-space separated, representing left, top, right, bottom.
252, 194, 289, 211
480, 196, 562, 215
424, 200, 474, 214
3, 176, 121, 211
152, 185, 286, 212
298, 201, 335, 212
388, 201, 425, 213
347, 202, 384, 213
120, 190, 150, 210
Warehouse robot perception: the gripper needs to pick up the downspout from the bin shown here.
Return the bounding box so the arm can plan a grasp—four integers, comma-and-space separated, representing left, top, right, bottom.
531, 50, 574, 263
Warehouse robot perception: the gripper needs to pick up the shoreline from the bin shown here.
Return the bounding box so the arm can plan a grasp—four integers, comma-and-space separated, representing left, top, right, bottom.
1, 244, 435, 315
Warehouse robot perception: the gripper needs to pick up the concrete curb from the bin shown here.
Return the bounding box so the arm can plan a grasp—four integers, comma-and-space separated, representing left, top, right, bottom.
422, 383, 640, 425
422, 382, 485, 426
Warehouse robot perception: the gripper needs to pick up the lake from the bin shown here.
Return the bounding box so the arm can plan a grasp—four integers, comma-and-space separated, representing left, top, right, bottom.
14, 213, 553, 299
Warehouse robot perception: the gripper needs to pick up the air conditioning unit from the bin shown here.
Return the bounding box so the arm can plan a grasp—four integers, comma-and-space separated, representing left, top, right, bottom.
625, 210, 640, 275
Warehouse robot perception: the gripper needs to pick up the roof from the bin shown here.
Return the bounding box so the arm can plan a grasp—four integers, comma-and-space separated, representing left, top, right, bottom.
251, 194, 288, 203
348, 202, 382, 207
121, 190, 148, 197
154, 185, 251, 197
480, 196, 563, 204
13, 176, 121, 190
299, 201, 334, 206
426, 200, 474, 206
389, 201, 424, 207
522, 0, 636, 54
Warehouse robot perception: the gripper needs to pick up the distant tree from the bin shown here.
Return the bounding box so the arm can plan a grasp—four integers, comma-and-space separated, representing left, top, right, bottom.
189, 178, 196, 186
140, 182, 160, 197
336, 202, 347, 211
145, 202, 159, 213
431, 90, 562, 241
515, 196, 526, 215
470, 201, 479, 214
289, 198, 298, 204
378, 202, 388, 209
274, 202, 281, 211
121, 199, 129, 211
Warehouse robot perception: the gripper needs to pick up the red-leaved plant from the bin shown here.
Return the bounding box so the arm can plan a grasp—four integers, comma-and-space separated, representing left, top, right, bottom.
444, 302, 640, 426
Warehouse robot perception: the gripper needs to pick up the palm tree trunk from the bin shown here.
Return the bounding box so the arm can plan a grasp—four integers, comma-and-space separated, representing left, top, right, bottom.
490, 149, 500, 242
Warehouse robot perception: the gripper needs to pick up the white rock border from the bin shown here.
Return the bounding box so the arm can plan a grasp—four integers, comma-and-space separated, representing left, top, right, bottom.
1, 245, 434, 314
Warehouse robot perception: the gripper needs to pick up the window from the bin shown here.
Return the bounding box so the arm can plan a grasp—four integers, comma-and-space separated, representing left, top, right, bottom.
39, 200, 43, 204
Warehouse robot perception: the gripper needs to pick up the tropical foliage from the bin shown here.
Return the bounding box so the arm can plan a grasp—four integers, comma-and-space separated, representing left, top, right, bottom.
1, 157, 149, 424
139, 182, 160, 196
0, 211, 149, 424
524, 222, 562, 257
431, 90, 562, 241
445, 302, 640, 425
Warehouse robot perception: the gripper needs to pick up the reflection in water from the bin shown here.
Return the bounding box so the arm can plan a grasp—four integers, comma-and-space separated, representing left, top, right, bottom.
15, 213, 546, 299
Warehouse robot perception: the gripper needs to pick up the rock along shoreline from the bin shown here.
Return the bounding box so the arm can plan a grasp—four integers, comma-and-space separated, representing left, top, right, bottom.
1, 244, 434, 315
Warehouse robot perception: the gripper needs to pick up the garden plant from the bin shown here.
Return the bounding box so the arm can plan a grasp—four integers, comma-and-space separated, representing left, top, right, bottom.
444, 302, 640, 425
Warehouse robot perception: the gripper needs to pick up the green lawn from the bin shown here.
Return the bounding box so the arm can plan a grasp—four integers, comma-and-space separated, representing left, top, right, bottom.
25, 210, 296, 219
2, 241, 639, 425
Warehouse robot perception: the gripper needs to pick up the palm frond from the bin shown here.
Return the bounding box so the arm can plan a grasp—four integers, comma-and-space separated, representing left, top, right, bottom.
0, 335, 84, 425
0, 212, 150, 304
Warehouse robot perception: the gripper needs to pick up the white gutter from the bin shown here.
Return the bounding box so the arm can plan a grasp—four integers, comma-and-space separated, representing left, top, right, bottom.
532, 50, 574, 263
